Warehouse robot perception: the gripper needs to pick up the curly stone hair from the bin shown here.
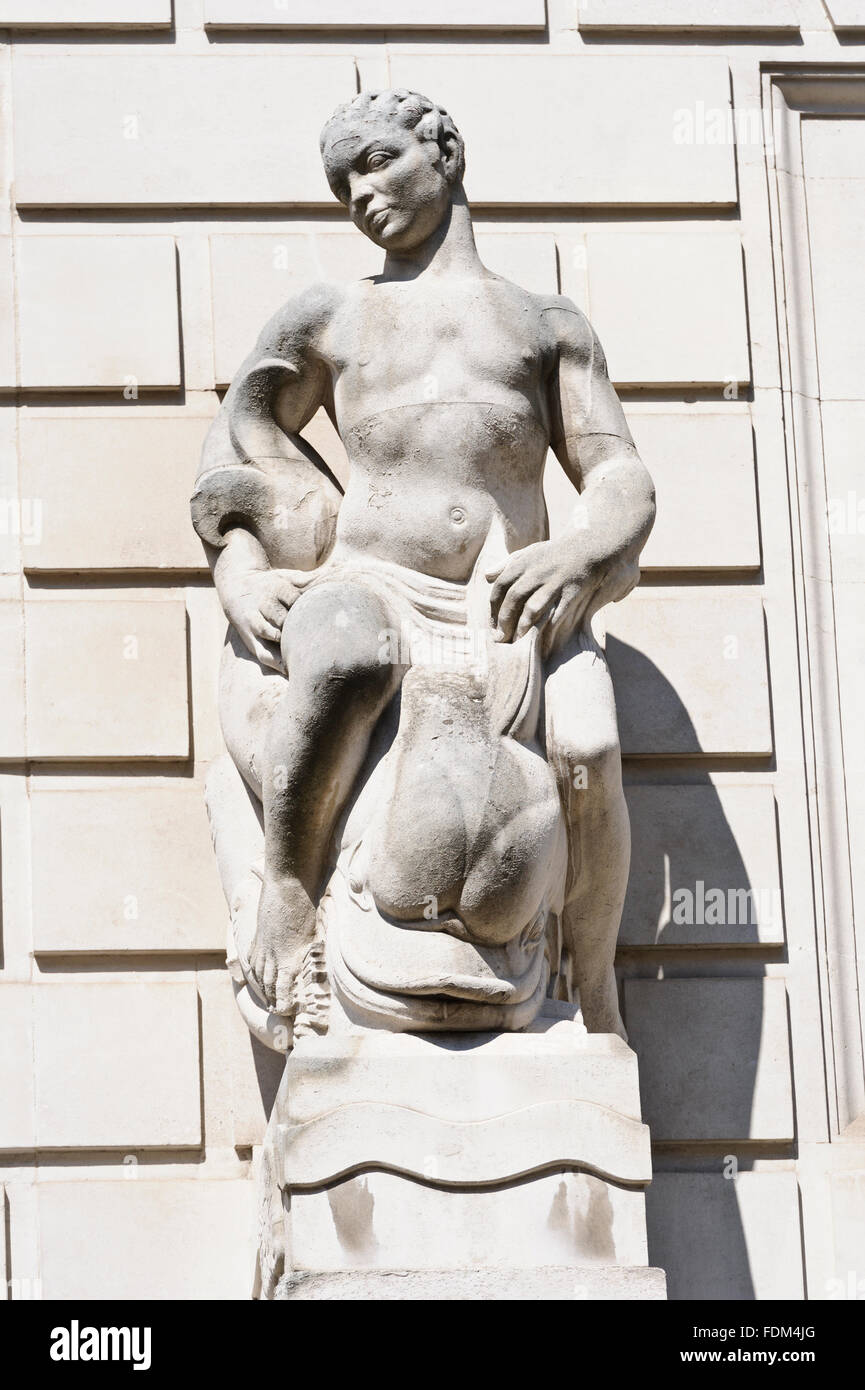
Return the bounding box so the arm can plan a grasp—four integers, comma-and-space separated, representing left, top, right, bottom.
320, 89, 466, 200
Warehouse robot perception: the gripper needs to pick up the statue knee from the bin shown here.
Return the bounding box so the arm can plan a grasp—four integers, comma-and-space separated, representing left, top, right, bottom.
282, 584, 400, 707
296, 639, 398, 712
330, 647, 397, 702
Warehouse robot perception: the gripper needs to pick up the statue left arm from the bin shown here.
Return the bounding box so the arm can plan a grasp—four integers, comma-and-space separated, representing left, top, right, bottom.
487, 298, 655, 646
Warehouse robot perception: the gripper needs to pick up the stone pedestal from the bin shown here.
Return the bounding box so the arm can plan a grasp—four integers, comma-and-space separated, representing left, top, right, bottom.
256, 1003, 666, 1300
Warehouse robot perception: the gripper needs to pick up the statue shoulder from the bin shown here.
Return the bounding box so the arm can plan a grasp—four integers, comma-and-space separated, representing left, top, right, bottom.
252, 280, 347, 360
534, 293, 596, 364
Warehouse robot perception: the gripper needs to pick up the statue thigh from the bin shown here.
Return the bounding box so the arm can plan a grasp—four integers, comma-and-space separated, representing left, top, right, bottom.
280, 579, 402, 693
217, 578, 402, 807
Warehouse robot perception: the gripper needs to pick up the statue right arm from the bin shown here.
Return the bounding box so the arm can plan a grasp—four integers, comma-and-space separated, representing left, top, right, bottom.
192, 285, 344, 670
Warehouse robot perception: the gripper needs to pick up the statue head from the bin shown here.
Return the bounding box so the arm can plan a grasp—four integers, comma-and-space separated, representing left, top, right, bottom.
320, 89, 466, 253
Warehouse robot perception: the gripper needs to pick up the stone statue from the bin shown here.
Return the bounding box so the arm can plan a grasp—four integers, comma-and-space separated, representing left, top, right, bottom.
192, 88, 662, 1300
192, 88, 655, 1051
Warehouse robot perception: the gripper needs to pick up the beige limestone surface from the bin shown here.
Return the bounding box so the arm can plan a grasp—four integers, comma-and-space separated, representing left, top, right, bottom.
1, 1, 862, 1304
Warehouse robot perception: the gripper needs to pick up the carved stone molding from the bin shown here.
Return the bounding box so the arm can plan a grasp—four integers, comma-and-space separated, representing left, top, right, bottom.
764, 65, 865, 1137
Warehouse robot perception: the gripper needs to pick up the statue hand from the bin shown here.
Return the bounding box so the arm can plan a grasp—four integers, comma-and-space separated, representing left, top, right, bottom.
223, 568, 301, 673
485, 537, 604, 644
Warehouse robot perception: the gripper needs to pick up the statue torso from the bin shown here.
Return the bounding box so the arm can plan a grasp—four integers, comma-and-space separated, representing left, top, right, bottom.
320, 276, 556, 581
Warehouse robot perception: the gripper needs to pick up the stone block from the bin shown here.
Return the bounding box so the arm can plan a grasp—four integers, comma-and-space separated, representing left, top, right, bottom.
290, 1171, 651, 1273
228, 994, 285, 1150
205, 0, 546, 25
621, 783, 784, 946
0, 984, 35, 1150
0, 238, 15, 388
0, 0, 170, 23
0, 600, 25, 759
16, 237, 180, 389
389, 55, 737, 206
278, 1018, 653, 1275
20, 413, 210, 571
825, 1, 865, 29
802, 121, 865, 402
194, 962, 285, 1152
210, 233, 380, 386
13, 53, 356, 207
628, 411, 760, 570
606, 592, 772, 757
828, 1172, 865, 1289
624, 978, 794, 1142
580, 232, 749, 387
543, 410, 760, 570
37, 1179, 255, 1299
33, 980, 201, 1148
24, 598, 189, 760
0, 1187, 6, 1295
0, 408, 22, 573
185, 584, 229, 765
475, 232, 558, 295
647, 1170, 804, 1299
278, 1266, 667, 1299
30, 783, 227, 953
286, 1022, 645, 1124
577, 0, 800, 30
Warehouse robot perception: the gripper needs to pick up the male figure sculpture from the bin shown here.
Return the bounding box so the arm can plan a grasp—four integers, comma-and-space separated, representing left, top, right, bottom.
192, 90, 655, 1042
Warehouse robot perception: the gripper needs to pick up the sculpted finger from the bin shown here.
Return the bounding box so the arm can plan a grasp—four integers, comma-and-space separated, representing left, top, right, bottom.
258, 597, 289, 628
238, 621, 282, 671
272, 581, 300, 611
489, 561, 525, 626
549, 584, 581, 630
251, 613, 283, 644
247, 948, 267, 1001
515, 585, 557, 640
540, 591, 581, 661
275, 965, 296, 1017
495, 580, 535, 643
250, 634, 285, 674
488, 574, 511, 626
275, 567, 306, 587
262, 957, 278, 1008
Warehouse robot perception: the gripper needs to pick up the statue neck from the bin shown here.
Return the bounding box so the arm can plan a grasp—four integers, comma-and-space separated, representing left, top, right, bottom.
381, 188, 483, 281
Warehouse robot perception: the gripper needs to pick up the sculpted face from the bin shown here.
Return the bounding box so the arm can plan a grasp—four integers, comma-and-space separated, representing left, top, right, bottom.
322, 115, 455, 253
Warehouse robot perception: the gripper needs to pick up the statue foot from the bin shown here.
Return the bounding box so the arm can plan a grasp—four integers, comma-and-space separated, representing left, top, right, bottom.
246, 934, 300, 1016
247, 874, 317, 1016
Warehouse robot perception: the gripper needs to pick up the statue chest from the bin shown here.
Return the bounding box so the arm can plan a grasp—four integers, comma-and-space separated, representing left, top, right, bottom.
328, 287, 549, 406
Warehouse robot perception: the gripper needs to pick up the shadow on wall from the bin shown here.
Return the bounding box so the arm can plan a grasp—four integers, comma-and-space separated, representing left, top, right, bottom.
609, 636, 772, 1302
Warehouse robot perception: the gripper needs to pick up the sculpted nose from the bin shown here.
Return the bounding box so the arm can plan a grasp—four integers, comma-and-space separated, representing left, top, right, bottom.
348, 173, 373, 218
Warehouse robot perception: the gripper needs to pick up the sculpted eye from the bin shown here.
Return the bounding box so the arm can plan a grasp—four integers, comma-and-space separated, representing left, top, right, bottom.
366, 151, 392, 171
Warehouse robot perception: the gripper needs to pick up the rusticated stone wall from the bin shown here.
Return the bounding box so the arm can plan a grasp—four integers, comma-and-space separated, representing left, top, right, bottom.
2, 0, 864, 1301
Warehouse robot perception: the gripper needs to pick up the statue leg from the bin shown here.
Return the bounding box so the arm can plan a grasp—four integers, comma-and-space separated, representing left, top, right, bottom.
544, 623, 629, 1040
250, 580, 405, 1013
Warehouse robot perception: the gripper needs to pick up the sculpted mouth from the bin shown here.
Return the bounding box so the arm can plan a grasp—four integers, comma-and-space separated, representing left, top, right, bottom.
368, 208, 390, 233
